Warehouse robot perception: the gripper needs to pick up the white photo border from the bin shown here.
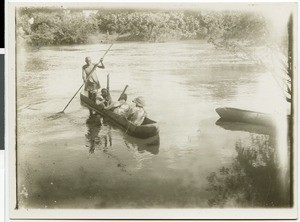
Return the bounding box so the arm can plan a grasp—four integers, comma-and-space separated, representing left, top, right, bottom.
6, 1, 298, 220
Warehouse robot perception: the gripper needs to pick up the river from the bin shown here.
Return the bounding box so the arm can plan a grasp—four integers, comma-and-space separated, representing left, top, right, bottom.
16, 41, 291, 209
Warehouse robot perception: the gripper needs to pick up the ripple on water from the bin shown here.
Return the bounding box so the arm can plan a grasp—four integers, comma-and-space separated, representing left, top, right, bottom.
16, 41, 290, 209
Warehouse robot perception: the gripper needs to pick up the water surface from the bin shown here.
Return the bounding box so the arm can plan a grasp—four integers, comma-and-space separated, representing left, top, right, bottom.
16, 41, 291, 208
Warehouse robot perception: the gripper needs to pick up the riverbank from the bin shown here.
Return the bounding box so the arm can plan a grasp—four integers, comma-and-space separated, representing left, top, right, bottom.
17, 7, 268, 47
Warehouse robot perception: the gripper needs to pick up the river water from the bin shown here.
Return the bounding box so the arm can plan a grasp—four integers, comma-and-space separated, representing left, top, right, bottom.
16, 41, 291, 209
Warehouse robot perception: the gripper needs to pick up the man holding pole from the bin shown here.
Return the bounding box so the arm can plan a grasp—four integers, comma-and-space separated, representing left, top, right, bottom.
82, 57, 105, 102
57, 44, 113, 116
82, 57, 105, 116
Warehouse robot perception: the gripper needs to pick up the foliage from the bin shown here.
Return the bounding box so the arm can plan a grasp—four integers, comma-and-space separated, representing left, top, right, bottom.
204, 9, 292, 105
204, 11, 268, 47
206, 134, 290, 207
17, 8, 99, 46
95, 10, 208, 42
16, 7, 269, 45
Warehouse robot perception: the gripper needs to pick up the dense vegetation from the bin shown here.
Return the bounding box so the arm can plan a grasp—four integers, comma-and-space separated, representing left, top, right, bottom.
16, 7, 269, 47
17, 7, 291, 104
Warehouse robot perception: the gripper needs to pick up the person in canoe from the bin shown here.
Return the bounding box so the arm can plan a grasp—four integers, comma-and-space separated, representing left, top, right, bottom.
96, 88, 112, 108
82, 57, 105, 115
104, 93, 130, 117
82, 57, 105, 102
126, 96, 147, 126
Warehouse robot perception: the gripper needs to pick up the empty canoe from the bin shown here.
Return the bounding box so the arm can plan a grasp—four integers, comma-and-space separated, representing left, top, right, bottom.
215, 107, 275, 126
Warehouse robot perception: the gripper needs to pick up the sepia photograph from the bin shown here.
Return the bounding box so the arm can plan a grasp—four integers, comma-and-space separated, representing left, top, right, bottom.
7, 1, 297, 220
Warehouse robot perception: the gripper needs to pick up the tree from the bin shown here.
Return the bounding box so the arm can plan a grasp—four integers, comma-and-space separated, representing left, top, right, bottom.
204, 11, 293, 106
16, 8, 99, 46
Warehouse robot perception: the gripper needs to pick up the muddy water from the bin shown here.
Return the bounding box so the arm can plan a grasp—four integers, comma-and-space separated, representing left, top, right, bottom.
16, 41, 291, 208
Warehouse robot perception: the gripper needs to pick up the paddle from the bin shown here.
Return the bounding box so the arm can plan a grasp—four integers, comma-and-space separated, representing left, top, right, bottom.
107, 74, 110, 92
48, 43, 113, 118
118, 85, 129, 101
106, 73, 112, 105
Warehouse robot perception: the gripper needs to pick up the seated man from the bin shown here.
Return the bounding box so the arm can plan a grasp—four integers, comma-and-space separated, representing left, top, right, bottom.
96, 88, 112, 108
126, 96, 146, 126
104, 93, 130, 117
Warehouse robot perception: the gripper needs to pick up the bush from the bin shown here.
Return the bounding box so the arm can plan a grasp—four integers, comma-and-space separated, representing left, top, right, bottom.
16, 7, 268, 46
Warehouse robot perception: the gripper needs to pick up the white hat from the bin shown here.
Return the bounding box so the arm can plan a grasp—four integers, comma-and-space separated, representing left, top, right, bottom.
132, 96, 145, 107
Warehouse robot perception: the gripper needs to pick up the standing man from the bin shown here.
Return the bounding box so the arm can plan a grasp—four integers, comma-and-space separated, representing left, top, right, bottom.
82, 57, 105, 102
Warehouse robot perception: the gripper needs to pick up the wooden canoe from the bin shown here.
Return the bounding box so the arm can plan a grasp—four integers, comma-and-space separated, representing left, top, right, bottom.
80, 91, 159, 139
215, 107, 275, 126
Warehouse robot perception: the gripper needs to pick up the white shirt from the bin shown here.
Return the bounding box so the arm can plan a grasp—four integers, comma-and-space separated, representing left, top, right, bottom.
127, 106, 146, 126
112, 100, 130, 116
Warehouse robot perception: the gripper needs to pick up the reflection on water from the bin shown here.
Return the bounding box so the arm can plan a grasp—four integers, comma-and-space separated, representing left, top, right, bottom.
123, 134, 160, 155
85, 114, 160, 155
183, 65, 261, 102
207, 125, 290, 207
215, 119, 276, 136
16, 41, 291, 209
85, 114, 106, 154
25, 56, 49, 72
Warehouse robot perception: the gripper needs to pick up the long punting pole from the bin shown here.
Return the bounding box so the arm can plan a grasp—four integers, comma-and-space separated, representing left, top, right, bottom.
287, 14, 294, 207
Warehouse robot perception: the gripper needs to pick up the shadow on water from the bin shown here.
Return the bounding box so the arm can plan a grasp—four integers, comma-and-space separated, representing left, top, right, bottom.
215, 119, 276, 136
85, 114, 160, 155
85, 114, 129, 174
85, 114, 105, 154
84, 114, 160, 178
207, 121, 290, 207
25, 56, 49, 72
123, 134, 160, 155
46, 112, 66, 120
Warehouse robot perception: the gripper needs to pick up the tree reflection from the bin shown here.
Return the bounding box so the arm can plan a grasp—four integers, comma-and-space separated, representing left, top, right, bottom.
206, 134, 290, 208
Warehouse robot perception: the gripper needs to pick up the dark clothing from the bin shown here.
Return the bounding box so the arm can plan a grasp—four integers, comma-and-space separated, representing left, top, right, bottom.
102, 94, 112, 106
88, 91, 97, 102
88, 91, 97, 116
